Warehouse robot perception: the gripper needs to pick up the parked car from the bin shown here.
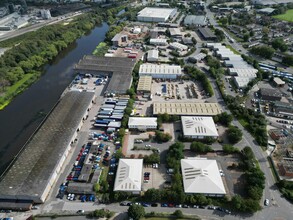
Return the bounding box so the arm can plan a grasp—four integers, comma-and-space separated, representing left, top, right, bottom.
264, 199, 269, 206
151, 203, 158, 207
161, 203, 168, 207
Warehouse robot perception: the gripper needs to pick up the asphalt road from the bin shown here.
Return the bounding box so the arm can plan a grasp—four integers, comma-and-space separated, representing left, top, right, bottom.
0, 11, 85, 42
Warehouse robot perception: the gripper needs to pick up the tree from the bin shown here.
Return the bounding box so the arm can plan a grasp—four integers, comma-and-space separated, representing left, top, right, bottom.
227, 126, 243, 144
213, 112, 233, 126
214, 29, 225, 41
222, 144, 239, 154
144, 188, 161, 202
144, 153, 160, 164
250, 45, 275, 59
190, 141, 213, 153
243, 33, 249, 42
283, 55, 293, 66
272, 38, 288, 52
173, 210, 184, 218
128, 204, 145, 220
155, 130, 172, 143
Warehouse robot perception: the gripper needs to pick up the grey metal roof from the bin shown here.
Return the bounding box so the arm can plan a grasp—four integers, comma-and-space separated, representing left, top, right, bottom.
0, 91, 95, 202
75, 56, 135, 94
67, 182, 94, 195
198, 27, 216, 39
184, 15, 207, 26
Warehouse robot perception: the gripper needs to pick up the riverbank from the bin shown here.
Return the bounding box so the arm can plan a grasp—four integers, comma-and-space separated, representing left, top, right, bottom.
0, 73, 36, 110
0, 12, 103, 110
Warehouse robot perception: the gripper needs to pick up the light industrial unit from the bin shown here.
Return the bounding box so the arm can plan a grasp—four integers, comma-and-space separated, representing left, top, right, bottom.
181, 116, 219, 139
153, 102, 222, 116
139, 64, 182, 79
137, 76, 153, 95
128, 117, 157, 131
114, 159, 143, 194
181, 158, 226, 196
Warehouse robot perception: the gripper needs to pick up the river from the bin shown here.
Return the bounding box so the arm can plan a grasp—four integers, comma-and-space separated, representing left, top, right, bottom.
0, 22, 109, 175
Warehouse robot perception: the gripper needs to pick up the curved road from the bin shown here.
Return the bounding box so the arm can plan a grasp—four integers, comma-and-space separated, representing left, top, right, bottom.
204, 1, 293, 217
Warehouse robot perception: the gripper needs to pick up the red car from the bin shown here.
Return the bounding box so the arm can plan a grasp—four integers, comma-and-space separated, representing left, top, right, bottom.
168, 203, 174, 208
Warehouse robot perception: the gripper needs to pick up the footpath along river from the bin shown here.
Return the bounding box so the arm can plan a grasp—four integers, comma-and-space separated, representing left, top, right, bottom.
0, 22, 109, 175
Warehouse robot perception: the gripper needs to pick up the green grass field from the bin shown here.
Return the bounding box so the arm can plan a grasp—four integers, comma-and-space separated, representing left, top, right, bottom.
0, 74, 34, 110
273, 9, 293, 22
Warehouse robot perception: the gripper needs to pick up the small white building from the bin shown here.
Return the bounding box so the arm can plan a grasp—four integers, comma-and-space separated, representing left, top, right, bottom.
132, 27, 141, 34
181, 158, 226, 197
128, 117, 157, 131
169, 42, 188, 51
147, 50, 159, 62
150, 38, 167, 46
139, 64, 182, 79
114, 159, 143, 194
181, 116, 218, 139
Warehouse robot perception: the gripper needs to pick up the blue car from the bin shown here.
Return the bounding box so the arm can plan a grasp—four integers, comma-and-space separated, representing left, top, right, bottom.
161, 203, 168, 207
142, 203, 150, 207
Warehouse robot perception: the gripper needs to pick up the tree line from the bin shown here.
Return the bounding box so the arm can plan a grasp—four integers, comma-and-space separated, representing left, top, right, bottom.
0, 10, 104, 107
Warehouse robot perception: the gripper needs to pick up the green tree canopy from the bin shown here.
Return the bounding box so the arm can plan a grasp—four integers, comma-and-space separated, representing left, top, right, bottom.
128, 204, 145, 220
227, 126, 243, 144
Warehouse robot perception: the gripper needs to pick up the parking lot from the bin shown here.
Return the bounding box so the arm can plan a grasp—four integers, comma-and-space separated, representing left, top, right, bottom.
184, 151, 245, 198
142, 164, 170, 191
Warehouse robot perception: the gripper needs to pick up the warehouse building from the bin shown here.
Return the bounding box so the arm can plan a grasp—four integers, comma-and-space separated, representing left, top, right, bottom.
137, 7, 177, 22
273, 101, 293, 118
149, 38, 168, 46
147, 50, 159, 62
111, 33, 128, 47
181, 158, 226, 196
169, 28, 182, 38
153, 102, 222, 116
181, 116, 218, 139
229, 68, 258, 76
169, 42, 188, 51
137, 76, 152, 95
0, 91, 95, 208
184, 15, 207, 27
139, 64, 182, 79
114, 159, 143, 194
260, 88, 282, 102
224, 60, 251, 68
128, 117, 157, 131
75, 56, 136, 95
233, 77, 251, 89
198, 28, 217, 41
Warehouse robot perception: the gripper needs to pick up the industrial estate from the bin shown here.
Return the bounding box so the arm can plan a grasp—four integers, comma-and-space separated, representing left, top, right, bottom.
0, 0, 293, 220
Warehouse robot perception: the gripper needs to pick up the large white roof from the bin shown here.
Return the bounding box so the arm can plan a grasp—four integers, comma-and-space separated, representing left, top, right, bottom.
137, 7, 176, 19
181, 158, 226, 195
181, 116, 218, 137
128, 117, 157, 127
114, 159, 143, 192
139, 64, 181, 75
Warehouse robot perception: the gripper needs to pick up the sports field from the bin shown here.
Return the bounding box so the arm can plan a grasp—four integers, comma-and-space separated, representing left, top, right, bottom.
273, 9, 293, 22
